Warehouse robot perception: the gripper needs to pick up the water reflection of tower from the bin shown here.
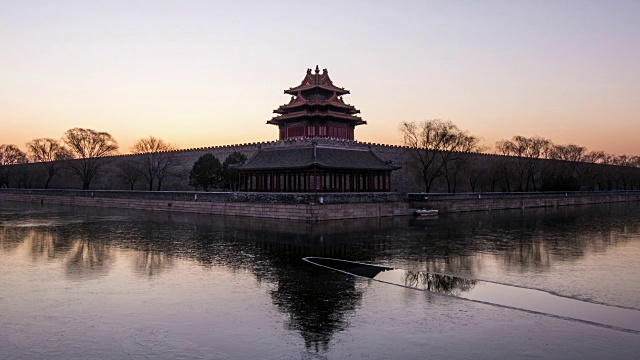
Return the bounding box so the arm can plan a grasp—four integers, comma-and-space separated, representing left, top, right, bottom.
269, 257, 362, 352
235, 216, 406, 352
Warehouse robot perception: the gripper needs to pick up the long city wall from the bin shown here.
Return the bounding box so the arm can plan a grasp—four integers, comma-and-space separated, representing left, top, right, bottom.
0, 189, 409, 221
408, 191, 640, 213
4, 137, 639, 194
2, 138, 423, 193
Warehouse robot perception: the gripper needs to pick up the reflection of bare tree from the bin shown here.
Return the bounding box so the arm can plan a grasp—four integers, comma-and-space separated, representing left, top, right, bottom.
134, 249, 173, 277
28, 230, 58, 260
0, 226, 31, 252
65, 239, 113, 279
501, 241, 551, 272
403, 271, 476, 296
3, 200, 640, 357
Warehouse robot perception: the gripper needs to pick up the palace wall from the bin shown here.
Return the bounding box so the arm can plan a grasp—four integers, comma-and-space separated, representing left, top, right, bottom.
4, 138, 428, 193
3, 138, 639, 193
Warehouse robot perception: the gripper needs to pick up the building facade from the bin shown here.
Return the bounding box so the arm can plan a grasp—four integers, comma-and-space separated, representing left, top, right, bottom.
237, 66, 400, 192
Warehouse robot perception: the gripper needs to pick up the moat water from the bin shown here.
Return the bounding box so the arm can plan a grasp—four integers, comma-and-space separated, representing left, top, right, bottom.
1, 200, 639, 359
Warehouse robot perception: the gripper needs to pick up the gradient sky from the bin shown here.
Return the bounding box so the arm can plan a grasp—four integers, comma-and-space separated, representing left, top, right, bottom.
1, 0, 638, 155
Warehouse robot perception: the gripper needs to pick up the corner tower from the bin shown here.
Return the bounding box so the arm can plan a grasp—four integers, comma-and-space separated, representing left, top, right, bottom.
268, 66, 366, 140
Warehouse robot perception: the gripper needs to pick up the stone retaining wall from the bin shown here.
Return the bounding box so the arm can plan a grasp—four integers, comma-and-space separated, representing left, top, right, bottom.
0, 190, 409, 221
3, 190, 638, 220
408, 191, 640, 213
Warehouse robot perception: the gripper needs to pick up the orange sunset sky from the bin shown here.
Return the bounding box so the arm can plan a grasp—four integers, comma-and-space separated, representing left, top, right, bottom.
1, 1, 638, 155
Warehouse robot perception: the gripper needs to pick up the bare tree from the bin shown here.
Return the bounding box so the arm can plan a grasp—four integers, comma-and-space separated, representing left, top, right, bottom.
0, 144, 28, 188
130, 136, 178, 191
543, 143, 587, 190
465, 154, 492, 192
550, 144, 586, 162
582, 151, 607, 190
633, 156, 640, 190
612, 155, 636, 190
26, 138, 73, 189
117, 158, 143, 190
495, 136, 552, 191
63, 128, 118, 190
400, 119, 480, 192
441, 136, 482, 192
0, 144, 27, 165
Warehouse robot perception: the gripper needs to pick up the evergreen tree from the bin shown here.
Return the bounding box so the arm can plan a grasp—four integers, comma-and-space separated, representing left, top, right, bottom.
189, 153, 222, 191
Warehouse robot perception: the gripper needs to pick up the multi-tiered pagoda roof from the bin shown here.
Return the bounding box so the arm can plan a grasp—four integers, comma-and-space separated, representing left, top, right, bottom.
268, 66, 366, 140
234, 67, 400, 193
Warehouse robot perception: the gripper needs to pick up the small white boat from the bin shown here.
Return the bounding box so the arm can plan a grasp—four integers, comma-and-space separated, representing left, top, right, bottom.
415, 209, 438, 216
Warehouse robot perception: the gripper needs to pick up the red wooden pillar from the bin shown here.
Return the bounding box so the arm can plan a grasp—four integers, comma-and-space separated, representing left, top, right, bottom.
342, 173, 345, 192
314, 170, 318, 192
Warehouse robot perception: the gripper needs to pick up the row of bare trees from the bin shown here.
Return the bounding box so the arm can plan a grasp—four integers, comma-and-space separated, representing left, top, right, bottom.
0, 128, 180, 190
401, 119, 640, 193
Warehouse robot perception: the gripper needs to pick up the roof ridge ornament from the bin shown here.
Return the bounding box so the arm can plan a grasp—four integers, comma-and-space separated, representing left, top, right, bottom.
314, 65, 320, 74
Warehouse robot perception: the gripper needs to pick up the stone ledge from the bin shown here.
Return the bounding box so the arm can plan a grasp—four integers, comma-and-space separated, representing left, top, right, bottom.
0, 192, 409, 221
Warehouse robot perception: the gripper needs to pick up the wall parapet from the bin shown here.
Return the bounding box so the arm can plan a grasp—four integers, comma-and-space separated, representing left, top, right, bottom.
0, 189, 404, 205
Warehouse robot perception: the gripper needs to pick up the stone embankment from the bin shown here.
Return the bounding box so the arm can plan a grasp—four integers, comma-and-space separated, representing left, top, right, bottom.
0, 189, 408, 221
408, 191, 640, 213
2, 190, 639, 221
